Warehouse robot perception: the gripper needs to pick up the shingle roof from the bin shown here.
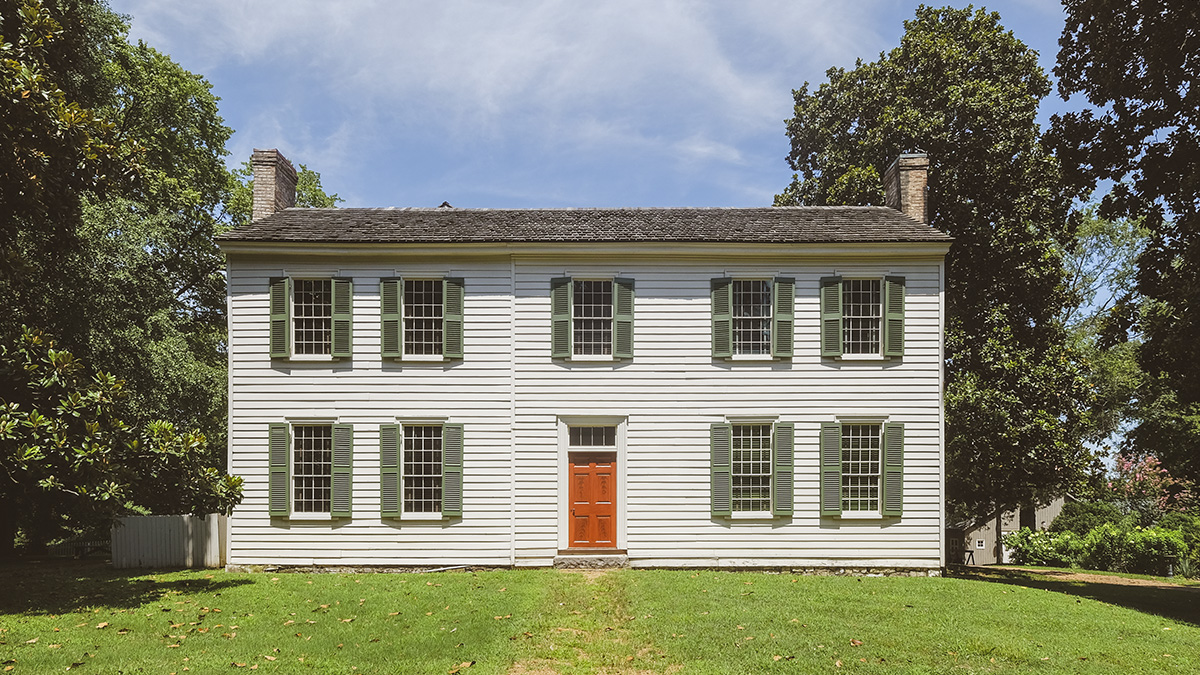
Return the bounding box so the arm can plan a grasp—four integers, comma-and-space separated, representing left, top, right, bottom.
217, 206, 952, 244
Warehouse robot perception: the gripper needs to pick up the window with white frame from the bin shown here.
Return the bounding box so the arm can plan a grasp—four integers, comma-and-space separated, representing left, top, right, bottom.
841, 423, 882, 512
841, 279, 882, 355
569, 425, 617, 447
572, 280, 613, 356
293, 279, 333, 355
292, 424, 332, 513
404, 279, 444, 356
732, 424, 773, 512
403, 425, 443, 513
732, 280, 772, 355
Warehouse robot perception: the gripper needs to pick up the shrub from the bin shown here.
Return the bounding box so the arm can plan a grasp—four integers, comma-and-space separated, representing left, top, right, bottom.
1123, 527, 1187, 575
1049, 501, 1123, 535
1003, 528, 1079, 567
1156, 512, 1200, 562
1079, 521, 1127, 572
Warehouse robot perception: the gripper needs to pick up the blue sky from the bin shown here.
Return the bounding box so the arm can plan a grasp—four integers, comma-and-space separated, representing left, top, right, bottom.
113, 1, 1069, 209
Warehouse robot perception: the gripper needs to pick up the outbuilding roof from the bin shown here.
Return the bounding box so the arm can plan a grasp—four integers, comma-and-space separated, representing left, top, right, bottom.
217, 206, 952, 245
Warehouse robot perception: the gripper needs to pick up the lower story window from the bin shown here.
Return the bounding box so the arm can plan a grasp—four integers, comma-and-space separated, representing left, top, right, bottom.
841, 423, 881, 512
732, 424, 772, 512
293, 424, 332, 513
404, 425, 443, 513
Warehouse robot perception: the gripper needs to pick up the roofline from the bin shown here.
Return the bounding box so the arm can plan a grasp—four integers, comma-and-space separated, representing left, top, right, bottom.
218, 240, 952, 259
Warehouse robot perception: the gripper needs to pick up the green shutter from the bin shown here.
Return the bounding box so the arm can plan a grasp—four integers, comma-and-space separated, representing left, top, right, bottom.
820, 277, 842, 357
820, 423, 842, 516
550, 277, 572, 359
884, 276, 905, 357
711, 278, 732, 358
614, 277, 634, 360
331, 278, 353, 359
772, 277, 795, 359
443, 278, 465, 360
380, 278, 402, 359
882, 422, 904, 516
441, 424, 464, 517
379, 424, 401, 519
710, 423, 732, 517
268, 423, 290, 517
331, 424, 353, 518
269, 277, 291, 359
772, 422, 795, 516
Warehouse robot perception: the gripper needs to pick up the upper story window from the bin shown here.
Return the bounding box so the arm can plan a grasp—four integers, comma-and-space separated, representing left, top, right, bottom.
573, 280, 613, 356
550, 277, 634, 360
842, 279, 882, 355
269, 277, 353, 360
380, 277, 465, 361
821, 276, 905, 358
732, 280, 772, 356
404, 280, 444, 356
293, 279, 333, 355
711, 276, 794, 359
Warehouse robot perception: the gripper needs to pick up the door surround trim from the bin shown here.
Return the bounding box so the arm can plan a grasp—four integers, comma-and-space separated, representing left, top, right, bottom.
557, 416, 627, 552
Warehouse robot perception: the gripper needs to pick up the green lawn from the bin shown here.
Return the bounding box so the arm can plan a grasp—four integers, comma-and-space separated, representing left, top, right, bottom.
0, 561, 1197, 674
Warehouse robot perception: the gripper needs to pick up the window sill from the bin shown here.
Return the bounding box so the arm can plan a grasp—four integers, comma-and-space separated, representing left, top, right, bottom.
398, 354, 447, 362
569, 354, 615, 362
726, 354, 778, 362
835, 354, 889, 362
838, 511, 887, 520
399, 512, 444, 521
729, 511, 776, 520
287, 513, 335, 522
286, 354, 336, 362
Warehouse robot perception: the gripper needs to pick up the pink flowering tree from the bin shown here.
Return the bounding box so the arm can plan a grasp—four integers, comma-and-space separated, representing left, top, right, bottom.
1109, 454, 1197, 524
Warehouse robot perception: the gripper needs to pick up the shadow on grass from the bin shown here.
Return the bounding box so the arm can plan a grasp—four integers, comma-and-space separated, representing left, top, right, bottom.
950, 565, 1200, 626
0, 557, 252, 616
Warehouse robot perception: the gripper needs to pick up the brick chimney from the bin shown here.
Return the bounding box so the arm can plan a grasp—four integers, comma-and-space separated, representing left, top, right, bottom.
883, 152, 929, 223
251, 148, 297, 221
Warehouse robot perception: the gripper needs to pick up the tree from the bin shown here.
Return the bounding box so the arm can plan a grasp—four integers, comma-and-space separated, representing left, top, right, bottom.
777, 6, 1094, 528
1052, 0, 1200, 483
0, 328, 242, 555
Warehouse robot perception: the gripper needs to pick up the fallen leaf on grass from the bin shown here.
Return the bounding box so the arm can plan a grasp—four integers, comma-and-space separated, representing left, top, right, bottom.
23, 638, 37, 644
283, 620, 294, 626
95, 622, 109, 629
66, 663, 85, 671
340, 618, 354, 623
263, 656, 276, 661
835, 659, 842, 667
448, 661, 474, 674
492, 614, 511, 620
49, 644, 61, 649
850, 639, 863, 646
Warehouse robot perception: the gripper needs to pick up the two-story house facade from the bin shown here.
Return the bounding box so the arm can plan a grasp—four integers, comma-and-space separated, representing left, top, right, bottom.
217, 149, 951, 572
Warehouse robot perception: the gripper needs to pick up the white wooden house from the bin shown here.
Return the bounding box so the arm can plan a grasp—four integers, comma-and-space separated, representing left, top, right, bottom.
217, 150, 951, 572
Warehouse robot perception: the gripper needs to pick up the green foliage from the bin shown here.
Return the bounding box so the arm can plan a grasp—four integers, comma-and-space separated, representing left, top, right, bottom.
776, 6, 1093, 524
1077, 521, 1187, 575
225, 160, 343, 230
1049, 500, 1124, 536
1053, 0, 1200, 485
1003, 528, 1080, 567
0, 327, 242, 550
1157, 512, 1200, 563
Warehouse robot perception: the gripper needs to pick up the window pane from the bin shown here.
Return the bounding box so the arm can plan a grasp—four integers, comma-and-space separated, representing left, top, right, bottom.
404, 425, 443, 513
293, 425, 332, 512
573, 280, 613, 356
732, 280, 771, 355
404, 280, 444, 356
569, 426, 617, 447
732, 424, 772, 511
293, 280, 332, 355
842, 279, 881, 354
841, 423, 881, 512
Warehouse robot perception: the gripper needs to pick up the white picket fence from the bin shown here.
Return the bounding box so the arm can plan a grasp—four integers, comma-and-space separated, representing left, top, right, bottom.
110, 514, 226, 569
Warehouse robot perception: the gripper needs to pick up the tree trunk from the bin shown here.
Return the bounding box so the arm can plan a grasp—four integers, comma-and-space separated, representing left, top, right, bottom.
995, 511, 1004, 564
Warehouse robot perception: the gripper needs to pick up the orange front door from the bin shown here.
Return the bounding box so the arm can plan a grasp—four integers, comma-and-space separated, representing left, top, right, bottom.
569, 453, 617, 548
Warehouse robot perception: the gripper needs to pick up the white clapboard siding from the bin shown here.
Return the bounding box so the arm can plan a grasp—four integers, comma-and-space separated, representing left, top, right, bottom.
226, 248, 945, 569
111, 514, 226, 569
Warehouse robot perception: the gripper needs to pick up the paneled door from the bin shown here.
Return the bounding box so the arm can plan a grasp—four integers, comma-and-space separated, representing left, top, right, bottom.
568, 452, 617, 548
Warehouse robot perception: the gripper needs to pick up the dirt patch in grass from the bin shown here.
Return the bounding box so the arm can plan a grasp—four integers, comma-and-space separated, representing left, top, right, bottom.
998, 566, 1200, 591
559, 568, 610, 582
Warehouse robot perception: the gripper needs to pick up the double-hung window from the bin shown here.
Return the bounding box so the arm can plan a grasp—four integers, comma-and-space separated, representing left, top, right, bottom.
711, 277, 795, 359
268, 277, 353, 359
379, 423, 463, 519
820, 276, 905, 358
550, 277, 634, 360
710, 421, 794, 517
267, 422, 353, 518
820, 421, 904, 517
380, 278, 465, 360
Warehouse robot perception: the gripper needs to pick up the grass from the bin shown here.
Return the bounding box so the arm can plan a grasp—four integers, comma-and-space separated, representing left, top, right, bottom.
0, 561, 1196, 674
991, 564, 1200, 587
